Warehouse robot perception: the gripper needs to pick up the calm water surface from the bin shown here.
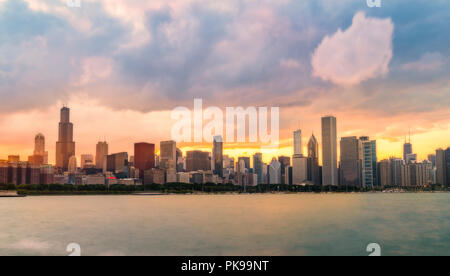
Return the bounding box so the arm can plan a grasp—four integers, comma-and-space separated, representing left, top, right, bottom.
0, 193, 449, 256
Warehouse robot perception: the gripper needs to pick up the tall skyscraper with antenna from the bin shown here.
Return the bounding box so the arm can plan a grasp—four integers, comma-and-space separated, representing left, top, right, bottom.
56, 107, 76, 171
403, 130, 413, 163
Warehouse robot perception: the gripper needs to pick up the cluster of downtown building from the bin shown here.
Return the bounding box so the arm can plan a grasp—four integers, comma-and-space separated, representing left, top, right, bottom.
1, 108, 449, 189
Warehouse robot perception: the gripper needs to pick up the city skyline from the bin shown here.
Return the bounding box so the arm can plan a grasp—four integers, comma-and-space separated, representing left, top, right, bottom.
0, 105, 448, 170
0, 103, 448, 166
3, 104, 446, 189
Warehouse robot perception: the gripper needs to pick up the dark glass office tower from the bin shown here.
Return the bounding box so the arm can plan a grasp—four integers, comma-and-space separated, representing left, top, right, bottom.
213, 136, 223, 177
339, 136, 362, 187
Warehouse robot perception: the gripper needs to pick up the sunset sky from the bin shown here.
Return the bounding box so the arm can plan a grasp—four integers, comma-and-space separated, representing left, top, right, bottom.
0, 0, 449, 165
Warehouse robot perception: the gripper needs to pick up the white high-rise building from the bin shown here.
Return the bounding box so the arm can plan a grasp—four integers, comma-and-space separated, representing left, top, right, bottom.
322, 116, 338, 186
293, 130, 302, 156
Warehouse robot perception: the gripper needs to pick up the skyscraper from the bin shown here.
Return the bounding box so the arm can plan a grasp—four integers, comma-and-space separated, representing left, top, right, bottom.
307, 134, 320, 185
406, 162, 428, 187
403, 133, 413, 163
34, 133, 45, 155
445, 148, 450, 187
56, 107, 75, 171
405, 153, 417, 164
428, 154, 436, 168
390, 158, 405, 187
0, 161, 8, 185
237, 159, 247, 174
378, 159, 391, 187
403, 143, 413, 162
253, 153, 263, 184
436, 149, 445, 185
292, 155, 307, 185
339, 136, 362, 187
28, 155, 44, 166
33, 133, 48, 164
360, 136, 377, 188
278, 156, 291, 184
81, 154, 94, 168
293, 129, 302, 156
134, 143, 155, 179
212, 136, 223, 177
321, 116, 338, 186
160, 140, 177, 169
269, 158, 281, 184
186, 151, 210, 172
308, 134, 319, 160
95, 141, 109, 170
176, 148, 185, 172
237, 157, 251, 171
107, 152, 129, 177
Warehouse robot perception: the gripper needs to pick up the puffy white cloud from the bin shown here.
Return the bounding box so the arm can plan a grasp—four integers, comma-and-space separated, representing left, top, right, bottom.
311, 12, 394, 85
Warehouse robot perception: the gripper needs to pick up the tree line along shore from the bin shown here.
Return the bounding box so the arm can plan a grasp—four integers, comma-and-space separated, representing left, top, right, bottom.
1, 183, 448, 196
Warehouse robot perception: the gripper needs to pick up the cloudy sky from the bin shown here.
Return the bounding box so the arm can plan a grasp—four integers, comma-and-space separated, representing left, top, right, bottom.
0, 0, 449, 164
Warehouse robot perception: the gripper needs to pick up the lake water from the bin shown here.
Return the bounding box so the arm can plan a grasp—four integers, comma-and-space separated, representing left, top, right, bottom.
0, 193, 449, 256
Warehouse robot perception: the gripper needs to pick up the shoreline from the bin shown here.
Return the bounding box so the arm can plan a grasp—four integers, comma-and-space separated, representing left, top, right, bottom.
7, 190, 450, 197
0, 191, 26, 197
